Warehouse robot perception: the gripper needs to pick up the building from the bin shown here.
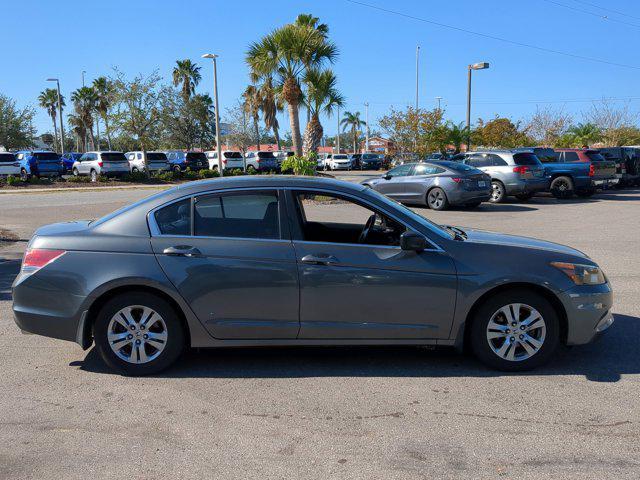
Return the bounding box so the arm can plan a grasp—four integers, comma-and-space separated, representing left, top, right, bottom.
359, 136, 395, 155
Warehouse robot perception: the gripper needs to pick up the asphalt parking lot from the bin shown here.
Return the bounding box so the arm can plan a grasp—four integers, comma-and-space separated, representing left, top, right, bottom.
1, 173, 639, 479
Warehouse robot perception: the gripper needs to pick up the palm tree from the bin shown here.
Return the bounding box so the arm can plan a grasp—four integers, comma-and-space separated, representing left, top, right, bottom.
340, 111, 366, 153
172, 59, 201, 102
70, 87, 98, 151
246, 18, 338, 156
38, 88, 65, 152
566, 123, 602, 147
258, 76, 283, 149
68, 113, 87, 152
446, 121, 468, 153
242, 85, 262, 150
302, 68, 344, 154
93, 77, 114, 150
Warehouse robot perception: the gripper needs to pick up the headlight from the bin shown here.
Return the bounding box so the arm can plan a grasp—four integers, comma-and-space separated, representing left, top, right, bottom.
550, 261, 606, 285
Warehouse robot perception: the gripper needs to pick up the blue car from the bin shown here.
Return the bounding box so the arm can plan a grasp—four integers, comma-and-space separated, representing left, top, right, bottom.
163, 150, 208, 172
15, 150, 64, 178
60, 152, 82, 173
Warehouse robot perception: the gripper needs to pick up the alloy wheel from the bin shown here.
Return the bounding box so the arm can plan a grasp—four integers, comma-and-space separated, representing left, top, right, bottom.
486, 303, 546, 362
491, 183, 503, 202
107, 305, 168, 364
428, 189, 444, 209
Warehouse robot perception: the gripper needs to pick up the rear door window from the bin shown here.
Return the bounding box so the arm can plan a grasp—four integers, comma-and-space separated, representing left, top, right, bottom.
194, 191, 280, 239
562, 152, 580, 162
153, 198, 191, 236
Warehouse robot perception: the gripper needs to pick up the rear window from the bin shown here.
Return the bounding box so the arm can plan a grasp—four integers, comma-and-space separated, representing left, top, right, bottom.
334, 155, 349, 159
0, 153, 15, 162
513, 153, 541, 166
187, 152, 207, 162
443, 162, 477, 173
224, 152, 243, 159
147, 152, 167, 161
101, 153, 127, 162
33, 152, 60, 161
585, 152, 606, 162
257, 152, 275, 159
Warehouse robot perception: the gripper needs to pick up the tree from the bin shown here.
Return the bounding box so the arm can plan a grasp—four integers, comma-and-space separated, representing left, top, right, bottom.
112, 70, 163, 170
584, 100, 637, 146
473, 117, 531, 148
93, 77, 115, 150
378, 106, 445, 155
526, 106, 572, 146
444, 121, 468, 154
246, 15, 338, 156
67, 113, 87, 152
223, 102, 255, 168
340, 111, 366, 153
258, 76, 283, 149
566, 122, 602, 147
70, 86, 98, 151
38, 88, 64, 152
0, 94, 36, 149
172, 59, 201, 103
242, 85, 262, 150
302, 68, 344, 154
160, 88, 215, 150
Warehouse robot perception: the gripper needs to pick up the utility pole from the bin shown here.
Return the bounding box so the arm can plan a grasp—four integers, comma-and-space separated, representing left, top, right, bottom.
202, 53, 223, 176
415, 45, 420, 111
364, 102, 369, 153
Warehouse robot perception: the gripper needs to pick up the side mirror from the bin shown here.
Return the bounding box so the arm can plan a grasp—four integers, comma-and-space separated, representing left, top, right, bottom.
400, 231, 427, 251
383, 173, 392, 180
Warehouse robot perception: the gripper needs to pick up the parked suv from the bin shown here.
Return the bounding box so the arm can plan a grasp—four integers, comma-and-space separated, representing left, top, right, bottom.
126, 151, 170, 173
164, 151, 208, 172
15, 150, 64, 179
205, 150, 245, 170
72, 151, 130, 181
0, 152, 20, 177
325, 153, 352, 170
457, 151, 548, 202
245, 151, 279, 172
598, 147, 640, 187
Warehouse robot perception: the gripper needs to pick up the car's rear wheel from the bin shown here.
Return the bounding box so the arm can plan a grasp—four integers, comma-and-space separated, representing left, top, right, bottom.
94, 292, 185, 376
470, 290, 560, 371
427, 187, 449, 210
90, 170, 97, 182
490, 180, 506, 203
550, 176, 574, 198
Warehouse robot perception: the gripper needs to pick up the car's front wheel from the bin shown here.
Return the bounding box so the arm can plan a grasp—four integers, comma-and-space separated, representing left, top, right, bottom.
72, 167, 79, 176
93, 292, 185, 376
470, 290, 560, 371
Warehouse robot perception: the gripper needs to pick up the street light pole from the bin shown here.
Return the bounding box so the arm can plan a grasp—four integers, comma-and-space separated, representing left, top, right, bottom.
47, 78, 65, 154
364, 102, 369, 153
82, 70, 86, 87
415, 45, 420, 111
435, 96, 442, 110
466, 62, 489, 151
202, 53, 223, 176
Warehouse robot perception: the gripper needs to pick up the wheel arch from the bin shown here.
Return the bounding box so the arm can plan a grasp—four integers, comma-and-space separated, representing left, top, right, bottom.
460, 282, 568, 352
79, 284, 192, 350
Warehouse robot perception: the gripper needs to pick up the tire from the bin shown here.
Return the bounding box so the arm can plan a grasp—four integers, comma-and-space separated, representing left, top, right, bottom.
93, 292, 185, 376
72, 167, 79, 177
172, 165, 182, 173
576, 189, 595, 198
550, 176, 574, 199
427, 187, 449, 210
131, 167, 139, 173
20, 169, 28, 181
490, 180, 506, 203
514, 192, 534, 201
90, 170, 97, 182
469, 289, 560, 371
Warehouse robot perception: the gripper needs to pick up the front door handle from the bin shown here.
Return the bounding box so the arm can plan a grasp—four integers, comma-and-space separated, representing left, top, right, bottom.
301, 254, 339, 265
163, 245, 202, 257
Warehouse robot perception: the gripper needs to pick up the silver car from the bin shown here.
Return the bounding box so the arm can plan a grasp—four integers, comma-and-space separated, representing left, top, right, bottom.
72, 151, 130, 181
453, 151, 549, 202
12, 176, 613, 375
126, 151, 170, 173
363, 161, 491, 210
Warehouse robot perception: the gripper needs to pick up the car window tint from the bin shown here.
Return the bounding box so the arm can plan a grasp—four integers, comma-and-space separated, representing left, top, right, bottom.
154, 198, 191, 235
388, 164, 413, 177
194, 192, 279, 239
563, 151, 580, 162
0, 153, 14, 163
513, 153, 540, 166
294, 192, 405, 246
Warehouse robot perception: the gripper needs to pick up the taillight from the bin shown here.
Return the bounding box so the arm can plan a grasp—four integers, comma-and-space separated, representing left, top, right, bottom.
22, 249, 65, 272
589, 164, 595, 177
451, 177, 463, 183
513, 166, 529, 175
223, 159, 227, 164
98, 161, 103, 167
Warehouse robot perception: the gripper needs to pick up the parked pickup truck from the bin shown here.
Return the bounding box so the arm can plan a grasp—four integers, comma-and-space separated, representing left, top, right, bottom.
523, 148, 618, 198
598, 147, 640, 187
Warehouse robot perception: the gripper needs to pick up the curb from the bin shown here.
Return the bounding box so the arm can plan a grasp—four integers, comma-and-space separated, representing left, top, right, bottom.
0, 184, 171, 195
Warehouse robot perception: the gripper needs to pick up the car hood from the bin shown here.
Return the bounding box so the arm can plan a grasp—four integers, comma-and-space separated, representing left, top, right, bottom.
460, 227, 588, 258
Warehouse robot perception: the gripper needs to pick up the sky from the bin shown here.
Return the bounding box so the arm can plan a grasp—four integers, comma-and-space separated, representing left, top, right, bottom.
2, 0, 640, 138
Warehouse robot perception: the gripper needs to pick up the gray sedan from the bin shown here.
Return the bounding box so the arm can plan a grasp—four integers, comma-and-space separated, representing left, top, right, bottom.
12, 176, 613, 375
363, 161, 492, 210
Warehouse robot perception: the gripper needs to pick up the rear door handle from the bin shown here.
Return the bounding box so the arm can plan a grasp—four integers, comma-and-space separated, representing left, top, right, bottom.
301, 254, 339, 265
163, 245, 202, 257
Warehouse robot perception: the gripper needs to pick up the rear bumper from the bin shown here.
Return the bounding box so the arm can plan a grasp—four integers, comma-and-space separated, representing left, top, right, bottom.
505, 178, 549, 195
591, 178, 619, 188
447, 189, 491, 205
559, 282, 614, 345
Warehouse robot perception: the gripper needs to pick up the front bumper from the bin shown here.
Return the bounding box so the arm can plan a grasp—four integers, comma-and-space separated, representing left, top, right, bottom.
559, 282, 614, 345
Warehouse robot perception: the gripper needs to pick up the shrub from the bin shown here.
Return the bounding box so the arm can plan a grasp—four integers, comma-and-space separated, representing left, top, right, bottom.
122, 171, 149, 183
281, 154, 316, 176
67, 175, 91, 183
198, 169, 220, 179
7, 175, 22, 186
182, 168, 199, 181
27, 176, 52, 185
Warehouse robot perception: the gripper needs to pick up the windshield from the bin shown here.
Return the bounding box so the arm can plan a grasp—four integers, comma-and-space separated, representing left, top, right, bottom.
257, 152, 275, 158
334, 155, 348, 159
362, 187, 455, 240
224, 152, 243, 159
